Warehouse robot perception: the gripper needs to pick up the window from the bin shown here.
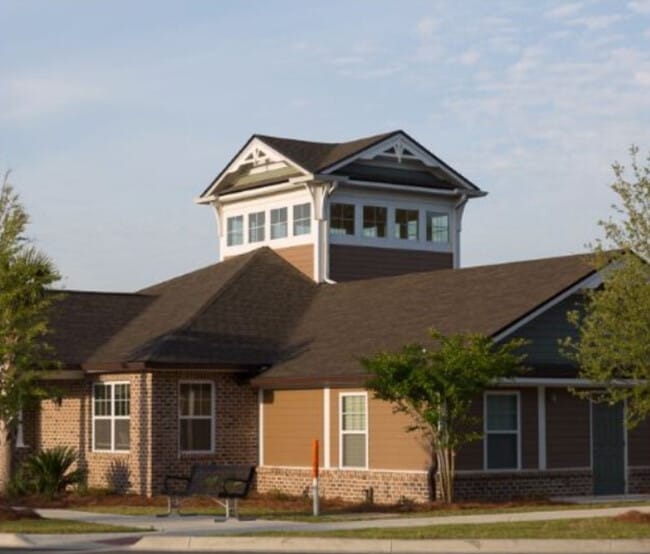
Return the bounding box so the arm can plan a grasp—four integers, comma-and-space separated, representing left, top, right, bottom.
330, 203, 355, 236
340, 393, 367, 468
179, 382, 214, 452
226, 216, 244, 246
16, 408, 25, 448
293, 203, 311, 236
270, 207, 288, 239
485, 393, 519, 470
248, 211, 265, 243
93, 383, 130, 452
426, 212, 449, 243
395, 209, 419, 240
362, 206, 387, 238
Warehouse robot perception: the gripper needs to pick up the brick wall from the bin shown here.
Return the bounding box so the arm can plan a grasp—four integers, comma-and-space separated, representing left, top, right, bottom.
24, 371, 258, 496
629, 467, 650, 494
257, 467, 604, 503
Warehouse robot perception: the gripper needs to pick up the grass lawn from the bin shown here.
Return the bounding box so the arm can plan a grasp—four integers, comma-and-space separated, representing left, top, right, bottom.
256, 517, 650, 540
0, 519, 149, 534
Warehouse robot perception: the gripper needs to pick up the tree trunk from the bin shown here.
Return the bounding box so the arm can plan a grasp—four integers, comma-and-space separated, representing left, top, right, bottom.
435, 447, 456, 503
0, 419, 12, 496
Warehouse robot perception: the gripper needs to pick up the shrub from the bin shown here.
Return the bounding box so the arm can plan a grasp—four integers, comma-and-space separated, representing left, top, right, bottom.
23, 446, 86, 498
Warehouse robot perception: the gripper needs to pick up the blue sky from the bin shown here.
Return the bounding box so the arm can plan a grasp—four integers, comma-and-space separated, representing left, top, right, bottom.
2, 0, 650, 290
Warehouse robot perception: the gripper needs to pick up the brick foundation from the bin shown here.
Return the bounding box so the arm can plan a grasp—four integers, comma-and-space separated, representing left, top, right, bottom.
628, 467, 650, 494
256, 466, 430, 503
453, 469, 593, 501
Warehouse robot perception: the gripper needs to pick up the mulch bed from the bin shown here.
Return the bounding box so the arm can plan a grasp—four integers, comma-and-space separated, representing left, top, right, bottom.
0, 506, 41, 521
2, 489, 560, 516
615, 510, 650, 524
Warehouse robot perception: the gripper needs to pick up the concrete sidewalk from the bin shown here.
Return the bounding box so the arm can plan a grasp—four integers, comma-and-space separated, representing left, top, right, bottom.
0, 502, 649, 552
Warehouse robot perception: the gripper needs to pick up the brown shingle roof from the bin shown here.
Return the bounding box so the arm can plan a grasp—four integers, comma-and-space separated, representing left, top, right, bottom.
49, 248, 316, 370
253, 253, 595, 387
256, 131, 397, 173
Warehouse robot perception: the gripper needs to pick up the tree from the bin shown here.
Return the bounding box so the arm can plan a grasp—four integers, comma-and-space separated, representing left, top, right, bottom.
565, 146, 650, 427
0, 171, 61, 494
362, 329, 527, 503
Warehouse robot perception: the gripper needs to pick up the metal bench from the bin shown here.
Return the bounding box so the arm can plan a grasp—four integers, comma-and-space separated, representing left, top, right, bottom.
160, 464, 256, 520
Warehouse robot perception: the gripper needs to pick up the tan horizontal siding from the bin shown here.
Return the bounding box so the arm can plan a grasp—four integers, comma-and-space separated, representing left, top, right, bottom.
263, 389, 322, 467
275, 244, 314, 279
330, 244, 453, 281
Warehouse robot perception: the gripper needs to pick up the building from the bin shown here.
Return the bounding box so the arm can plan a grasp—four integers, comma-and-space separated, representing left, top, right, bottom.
21, 131, 650, 502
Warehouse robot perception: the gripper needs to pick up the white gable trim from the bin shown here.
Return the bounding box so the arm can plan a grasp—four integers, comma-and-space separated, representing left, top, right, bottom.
491, 269, 602, 344
198, 137, 312, 203
318, 132, 479, 192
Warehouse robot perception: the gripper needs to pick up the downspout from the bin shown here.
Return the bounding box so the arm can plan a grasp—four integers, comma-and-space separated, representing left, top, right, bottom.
453, 193, 468, 269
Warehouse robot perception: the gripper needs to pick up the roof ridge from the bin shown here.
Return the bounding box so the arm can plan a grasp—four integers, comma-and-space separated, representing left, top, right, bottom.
51, 289, 151, 298
135, 248, 272, 361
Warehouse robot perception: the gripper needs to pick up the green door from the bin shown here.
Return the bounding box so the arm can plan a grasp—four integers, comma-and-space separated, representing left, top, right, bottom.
592, 402, 625, 495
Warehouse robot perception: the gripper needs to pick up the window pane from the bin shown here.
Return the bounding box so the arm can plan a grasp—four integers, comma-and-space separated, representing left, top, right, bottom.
426, 212, 449, 243
487, 395, 518, 431
293, 203, 311, 236
114, 419, 130, 450
363, 206, 387, 238
94, 384, 111, 416
227, 216, 244, 246
487, 434, 518, 469
248, 211, 265, 243
114, 384, 130, 416
180, 419, 212, 451
270, 208, 288, 239
194, 384, 212, 416
94, 419, 111, 450
395, 209, 419, 240
330, 203, 355, 236
342, 434, 366, 467
342, 395, 365, 414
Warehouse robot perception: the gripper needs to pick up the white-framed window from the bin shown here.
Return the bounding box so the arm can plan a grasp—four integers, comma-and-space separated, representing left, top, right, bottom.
248, 211, 265, 243
270, 207, 288, 240
93, 382, 130, 452
340, 393, 368, 468
179, 381, 215, 453
394, 208, 419, 240
330, 203, 355, 236
293, 203, 311, 236
226, 216, 244, 246
484, 391, 520, 470
426, 212, 449, 243
362, 205, 387, 238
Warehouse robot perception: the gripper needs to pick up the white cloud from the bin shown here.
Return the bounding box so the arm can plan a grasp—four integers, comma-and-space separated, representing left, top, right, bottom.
628, 1, 650, 15
0, 76, 105, 121
416, 16, 439, 40
545, 3, 583, 19
457, 50, 481, 66
635, 70, 650, 86
569, 14, 624, 30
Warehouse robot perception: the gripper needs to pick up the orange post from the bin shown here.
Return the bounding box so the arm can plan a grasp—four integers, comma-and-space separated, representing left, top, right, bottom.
312, 439, 320, 516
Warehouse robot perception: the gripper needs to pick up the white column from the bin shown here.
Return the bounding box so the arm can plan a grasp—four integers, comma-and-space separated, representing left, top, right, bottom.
323, 387, 331, 469
537, 386, 547, 470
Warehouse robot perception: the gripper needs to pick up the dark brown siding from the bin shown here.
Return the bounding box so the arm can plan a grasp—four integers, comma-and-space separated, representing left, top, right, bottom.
628, 416, 650, 467
546, 388, 591, 469
456, 396, 483, 470
329, 244, 453, 282
521, 389, 538, 469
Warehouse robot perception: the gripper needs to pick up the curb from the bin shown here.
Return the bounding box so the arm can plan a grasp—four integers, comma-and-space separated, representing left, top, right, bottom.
131, 536, 650, 553
0, 534, 32, 548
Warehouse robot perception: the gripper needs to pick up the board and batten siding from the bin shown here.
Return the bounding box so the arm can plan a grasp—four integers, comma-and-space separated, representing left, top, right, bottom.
628, 417, 650, 467
509, 295, 581, 366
